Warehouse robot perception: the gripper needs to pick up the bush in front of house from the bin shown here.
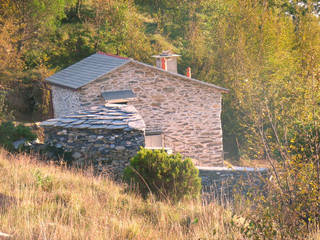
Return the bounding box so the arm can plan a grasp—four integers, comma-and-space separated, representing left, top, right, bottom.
123, 148, 201, 202
0, 121, 37, 152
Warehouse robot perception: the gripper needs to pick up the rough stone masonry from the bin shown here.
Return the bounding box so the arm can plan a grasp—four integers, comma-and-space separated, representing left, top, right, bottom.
198, 166, 269, 201
40, 103, 268, 198
40, 104, 145, 177
51, 61, 225, 166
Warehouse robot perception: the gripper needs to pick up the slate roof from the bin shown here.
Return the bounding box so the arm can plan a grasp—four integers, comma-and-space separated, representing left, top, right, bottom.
40, 104, 145, 131
102, 90, 136, 101
46, 52, 130, 89
46, 52, 229, 92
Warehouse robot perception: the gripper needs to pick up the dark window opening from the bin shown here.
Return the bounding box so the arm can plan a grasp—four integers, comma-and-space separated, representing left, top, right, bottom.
102, 90, 136, 104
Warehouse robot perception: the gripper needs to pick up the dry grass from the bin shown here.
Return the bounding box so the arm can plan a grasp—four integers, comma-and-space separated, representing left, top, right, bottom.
1, 150, 320, 240
0, 150, 244, 240
224, 158, 271, 169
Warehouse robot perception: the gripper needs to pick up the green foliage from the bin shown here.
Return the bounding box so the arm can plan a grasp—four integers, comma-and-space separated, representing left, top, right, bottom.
0, 0, 319, 238
42, 145, 73, 165
0, 0, 319, 165
287, 123, 320, 159
34, 169, 53, 192
237, 116, 320, 238
123, 148, 201, 202
5, 69, 52, 121
240, 155, 320, 239
0, 94, 5, 121
0, 92, 13, 122
0, 122, 37, 152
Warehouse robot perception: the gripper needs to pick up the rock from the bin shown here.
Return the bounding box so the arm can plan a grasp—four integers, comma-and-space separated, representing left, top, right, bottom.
57, 130, 67, 135
106, 125, 127, 130
55, 143, 62, 148
72, 152, 82, 159
40, 121, 57, 126
76, 124, 91, 129
92, 120, 113, 125
90, 125, 107, 129
12, 139, 26, 150
115, 146, 125, 151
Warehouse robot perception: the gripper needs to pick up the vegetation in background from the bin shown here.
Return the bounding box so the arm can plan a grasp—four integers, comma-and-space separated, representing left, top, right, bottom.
1, 0, 319, 159
1, 1, 320, 238
124, 148, 201, 202
0, 122, 37, 152
242, 157, 320, 239
0, 93, 11, 122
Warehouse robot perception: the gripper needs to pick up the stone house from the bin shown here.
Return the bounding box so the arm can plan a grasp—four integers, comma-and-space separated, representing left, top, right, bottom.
46, 51, 228, 167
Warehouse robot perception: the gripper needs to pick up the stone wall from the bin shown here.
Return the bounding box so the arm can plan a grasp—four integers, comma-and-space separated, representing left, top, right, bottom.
78, 62, 224, 166
198, 166, 269, 201
43, 127, 144, 177
41, 104, 145, 177
51, 85, 82, 118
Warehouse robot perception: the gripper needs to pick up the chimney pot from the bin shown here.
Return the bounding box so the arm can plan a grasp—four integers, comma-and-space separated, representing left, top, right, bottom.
161, 57, 167, 70
186, 67, 191, 78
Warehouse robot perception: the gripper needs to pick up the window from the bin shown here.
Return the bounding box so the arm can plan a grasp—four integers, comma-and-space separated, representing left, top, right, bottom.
145, 134, 163, 148
101, 90, 136, 104
145, 131, 173, 154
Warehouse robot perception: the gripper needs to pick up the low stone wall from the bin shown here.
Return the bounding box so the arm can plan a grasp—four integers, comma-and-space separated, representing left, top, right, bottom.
41, 104, 146, 178
198, 166, 269, 201
43, 127, 144, 177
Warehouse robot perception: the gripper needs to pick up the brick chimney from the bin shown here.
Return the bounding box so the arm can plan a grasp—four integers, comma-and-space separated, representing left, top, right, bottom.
152, 50, 181, 73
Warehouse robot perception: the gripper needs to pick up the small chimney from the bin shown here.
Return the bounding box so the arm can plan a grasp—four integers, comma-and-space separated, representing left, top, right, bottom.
161, 57, 167, 70
186, 67, 191, 78
152, 50, 181, 73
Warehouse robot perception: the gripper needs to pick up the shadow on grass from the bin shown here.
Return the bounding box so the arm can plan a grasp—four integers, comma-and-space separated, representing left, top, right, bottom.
0, 193, 16, 214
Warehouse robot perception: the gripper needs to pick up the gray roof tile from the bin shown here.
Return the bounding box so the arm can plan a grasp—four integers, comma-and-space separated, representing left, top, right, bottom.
40, 104, 145, 131
46, 53, 130, 89
46, 52, 229, 92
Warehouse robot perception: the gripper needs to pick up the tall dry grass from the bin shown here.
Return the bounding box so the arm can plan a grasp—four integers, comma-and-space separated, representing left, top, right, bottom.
1, 149, 320, 239
0, 150, 243, 240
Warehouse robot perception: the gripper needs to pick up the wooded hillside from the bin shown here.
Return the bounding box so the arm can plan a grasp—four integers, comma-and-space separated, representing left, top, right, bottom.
1, 0, 320, 159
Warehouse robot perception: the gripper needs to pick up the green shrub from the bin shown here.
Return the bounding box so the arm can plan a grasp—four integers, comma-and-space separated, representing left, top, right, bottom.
240, 157, 320, 239
34, 169, 53, 192
42, 145, 73, 165
123, 148, 201, 202
286, 123, 320, 159
0, 92, 13, 122
240, 127, 320, 240
0, 121, 37, 152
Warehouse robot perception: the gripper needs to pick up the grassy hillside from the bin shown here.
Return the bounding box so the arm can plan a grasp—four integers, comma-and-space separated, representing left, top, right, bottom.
1, 150, 320, 239
0, 149, 244, 239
